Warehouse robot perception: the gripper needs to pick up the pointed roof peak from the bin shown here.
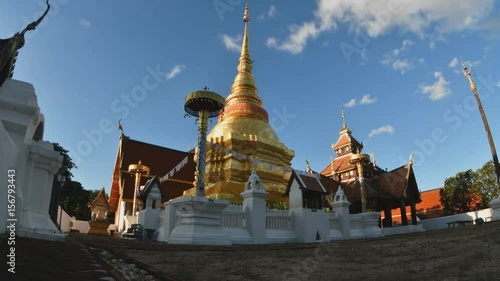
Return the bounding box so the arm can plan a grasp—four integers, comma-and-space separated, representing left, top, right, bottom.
243, 1, 250, 22
339, 108, 352, 134
223, 0, 266, 120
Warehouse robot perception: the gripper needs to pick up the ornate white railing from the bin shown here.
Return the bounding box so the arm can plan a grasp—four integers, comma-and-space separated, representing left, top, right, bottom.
350, 213, 363, 229
266, 209, 294, 230
221, 204, 246, 228
327, 212, 340, 230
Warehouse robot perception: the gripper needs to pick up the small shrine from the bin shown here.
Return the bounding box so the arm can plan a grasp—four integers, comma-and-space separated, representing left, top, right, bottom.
88, 187, 111, 235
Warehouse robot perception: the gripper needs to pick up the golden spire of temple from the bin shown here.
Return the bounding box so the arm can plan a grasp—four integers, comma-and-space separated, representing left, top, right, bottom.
225, 1, 262, 109
340, 108, 352, 134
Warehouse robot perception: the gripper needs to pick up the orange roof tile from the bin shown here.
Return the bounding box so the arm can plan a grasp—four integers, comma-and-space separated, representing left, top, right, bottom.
109, 137, 195, 210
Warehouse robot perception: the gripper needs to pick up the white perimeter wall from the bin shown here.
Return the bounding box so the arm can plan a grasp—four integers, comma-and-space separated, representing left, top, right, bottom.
420, 208, 492, 231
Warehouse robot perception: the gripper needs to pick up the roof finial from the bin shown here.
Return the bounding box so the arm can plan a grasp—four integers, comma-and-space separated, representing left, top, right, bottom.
118, 118, 124, 136
372, 152, 376, 167
342, 108, 346, 128
305, 156, 312, 174
339, 108, 352, 134
0, 0, 51, 86
409, 151, 414, 165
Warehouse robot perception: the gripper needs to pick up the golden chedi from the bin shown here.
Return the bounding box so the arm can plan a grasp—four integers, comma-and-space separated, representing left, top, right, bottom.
186, 3, 294, 208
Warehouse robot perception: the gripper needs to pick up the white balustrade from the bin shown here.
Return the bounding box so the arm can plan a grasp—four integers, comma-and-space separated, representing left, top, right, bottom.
266, 209, 293, 230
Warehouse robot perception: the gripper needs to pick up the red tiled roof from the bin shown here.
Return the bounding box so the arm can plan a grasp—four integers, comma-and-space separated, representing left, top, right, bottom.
320, 163, 420, 203
332, 132, 363, 150
320, 154, 354, 175
110, 137, 196, 209
286, 170, 327, 194
371, 163, 420, 201
298, 173, 326, 193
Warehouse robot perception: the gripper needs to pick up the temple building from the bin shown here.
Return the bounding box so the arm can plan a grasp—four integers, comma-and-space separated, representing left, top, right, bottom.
108, 133, 196, 232
321, 110, 386, 184
314, 112, 422, 227
183, 3, 295, 208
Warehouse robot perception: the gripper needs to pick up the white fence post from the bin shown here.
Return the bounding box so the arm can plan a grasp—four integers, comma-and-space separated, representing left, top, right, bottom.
330, 188, 351, 239
241, 169, 268, 244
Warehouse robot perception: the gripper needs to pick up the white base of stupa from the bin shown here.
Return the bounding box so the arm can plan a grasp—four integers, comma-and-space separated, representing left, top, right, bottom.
168, 196, 231, 246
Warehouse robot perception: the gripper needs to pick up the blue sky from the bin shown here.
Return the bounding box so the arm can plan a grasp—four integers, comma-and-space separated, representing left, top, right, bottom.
2, 0, 499, 194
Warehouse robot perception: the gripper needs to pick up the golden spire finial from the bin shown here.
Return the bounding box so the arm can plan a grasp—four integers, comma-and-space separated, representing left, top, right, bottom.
244, 1, 250, 22
240, 0, 251, 66
372, 152, 376, 167
342, 108, 346, 127
339, 108, 352, 134
225, 0, 263, 110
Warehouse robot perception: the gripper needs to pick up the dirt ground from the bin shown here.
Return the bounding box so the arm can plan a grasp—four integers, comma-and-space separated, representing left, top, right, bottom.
3, 222, 500, 281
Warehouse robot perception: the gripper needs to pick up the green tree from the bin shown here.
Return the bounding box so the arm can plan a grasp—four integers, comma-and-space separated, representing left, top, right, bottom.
475, 160, 500, 206
53, 142, 76, 180
52, 142, 102, 221
59, 181, 92, 220
440, 170, 482, 215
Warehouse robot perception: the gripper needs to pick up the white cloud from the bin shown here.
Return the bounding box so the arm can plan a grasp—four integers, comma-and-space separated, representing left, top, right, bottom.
80, 19, 90, 28
360, 94, 377, 105
267, 0, 494, 54
391, 40, 413, 56
392, 59, 415, 74
219, 34, 242, 53
344, 98, 357, 108
268, 5, 276, 18
429, 41, 436, 49
266, 22, 319, 54
259, 5, 276, 20
418, 58, 425, 64
166, 65, 186, 80
344, 94, 377, 107
381, 40, 416, 74
369, 125, 395, 138
419, 72, 451, 101
448, 57, 459, 68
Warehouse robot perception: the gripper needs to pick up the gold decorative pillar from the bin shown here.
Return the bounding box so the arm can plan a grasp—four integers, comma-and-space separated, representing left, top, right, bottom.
184, 89, 225, 197
350, 151, 370, 212
128, 161, 150, 215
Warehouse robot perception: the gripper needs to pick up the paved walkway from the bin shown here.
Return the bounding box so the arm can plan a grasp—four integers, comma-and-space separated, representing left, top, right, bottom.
1, 234, 124, 281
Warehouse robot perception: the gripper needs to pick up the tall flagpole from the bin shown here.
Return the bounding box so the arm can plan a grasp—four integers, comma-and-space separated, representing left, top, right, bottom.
461, 59, 500, 188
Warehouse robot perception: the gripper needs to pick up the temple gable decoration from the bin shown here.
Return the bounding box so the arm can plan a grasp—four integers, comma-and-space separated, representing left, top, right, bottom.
0, 1, 50, 87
